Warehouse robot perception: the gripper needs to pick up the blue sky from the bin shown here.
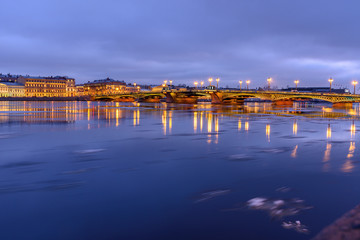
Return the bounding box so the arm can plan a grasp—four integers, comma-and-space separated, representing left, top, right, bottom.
1, 0, 360, 88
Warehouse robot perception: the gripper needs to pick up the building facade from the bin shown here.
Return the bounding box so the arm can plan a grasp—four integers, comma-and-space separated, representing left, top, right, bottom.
83, 78, 127, 96
17, 76, 74, 97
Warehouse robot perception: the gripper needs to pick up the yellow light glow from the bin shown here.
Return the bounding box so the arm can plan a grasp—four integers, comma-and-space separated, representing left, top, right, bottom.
326, 124, 331, 139
328, 78, 333, 83
245, 121, 249, 131
193, 112, 198, 132
351, 122, 356, 138
216, 78, 220, 83
293, 121, 298, 135
238, 119, 242, 131
266, 124, 270, 142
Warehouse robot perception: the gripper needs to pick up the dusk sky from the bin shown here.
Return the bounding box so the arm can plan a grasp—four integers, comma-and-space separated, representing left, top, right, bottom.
1, 0, 360, 88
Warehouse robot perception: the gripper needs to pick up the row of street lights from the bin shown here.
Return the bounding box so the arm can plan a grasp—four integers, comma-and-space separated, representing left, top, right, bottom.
185, 77, 360, 94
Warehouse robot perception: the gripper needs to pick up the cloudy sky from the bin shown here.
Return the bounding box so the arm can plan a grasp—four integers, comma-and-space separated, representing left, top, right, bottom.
1, 0, 360, 88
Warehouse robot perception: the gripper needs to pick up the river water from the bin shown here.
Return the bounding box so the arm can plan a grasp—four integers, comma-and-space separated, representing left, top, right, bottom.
1, 101, 360, 240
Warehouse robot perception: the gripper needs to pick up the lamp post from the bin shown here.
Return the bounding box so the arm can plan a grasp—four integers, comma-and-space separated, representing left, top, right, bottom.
164, 80, 167, 86
208, 78, 213, 87
216, 78, 220, 90
267, 77, 272, 90
239, 80, 243, 91
169, 80, 173, 87
294, 80, 299, 91
200, 81, 204, 89
194, 81, 198, 89
246, 80, 250, 90
328, 78, 333, 93
352, 80, 358, 94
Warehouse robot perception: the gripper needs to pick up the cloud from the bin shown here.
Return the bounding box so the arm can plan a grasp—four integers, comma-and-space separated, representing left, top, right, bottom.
1, 0, 360, 88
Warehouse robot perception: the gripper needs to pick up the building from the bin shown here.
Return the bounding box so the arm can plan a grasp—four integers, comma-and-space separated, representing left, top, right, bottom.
17, 76, 74, 97
1, 82, 25, 97
83, 78, 127, 96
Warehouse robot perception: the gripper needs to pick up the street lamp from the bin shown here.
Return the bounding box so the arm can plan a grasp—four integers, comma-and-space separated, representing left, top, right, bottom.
246, 80, 250, 90
328, 78, 333, 93
352, 80, 358, 94
133, 83, 137, 93
239, 80, 243, 91
208, 77, 213, 87
216, 78, 220, 90
194, 81, 198, 89
267, 77, 272, 90
169, 80, 172, 86
294, 80, 299, 91
200, 81, 204, 89
164, 80, 167, 86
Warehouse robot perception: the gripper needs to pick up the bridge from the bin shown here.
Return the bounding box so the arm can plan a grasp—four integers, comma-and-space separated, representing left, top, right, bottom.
93, 90, 360, 106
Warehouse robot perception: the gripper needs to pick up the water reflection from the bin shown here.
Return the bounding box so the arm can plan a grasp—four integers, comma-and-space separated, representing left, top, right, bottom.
2, 101, 360, 239
293, 120, 298, 135
326, 124, 332, 139
342, 142, 355, 173
351, 121, 356, 138
266, 124, 270, 142
323, 143, 332, 172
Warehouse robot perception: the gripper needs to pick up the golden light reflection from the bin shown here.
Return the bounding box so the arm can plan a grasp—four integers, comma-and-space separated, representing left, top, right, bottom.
169, 111, 172, 134
238, 119, 242, 131
326, 124, 331, 139
215, 116, 219, 133
200, 112, 203, 132
193, 112, 198, 133
266, 124, 270, 142
162, 110, 167, 135
293, 120, 298, 135
116, 109, 119, 127
245, 121, 249, 132
342, 142, 355, 173
351, 121, 356, 138
291, 145, 298, 158
207, 113, 212, 133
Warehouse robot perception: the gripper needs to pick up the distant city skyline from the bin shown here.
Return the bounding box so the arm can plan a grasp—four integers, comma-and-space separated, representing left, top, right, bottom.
1, 0, 360, 88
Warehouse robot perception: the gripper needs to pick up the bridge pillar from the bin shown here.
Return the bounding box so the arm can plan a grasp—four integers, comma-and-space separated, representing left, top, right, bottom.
165, 92, 176, 103
209, 92, 223, 104
332, 102, 353, 109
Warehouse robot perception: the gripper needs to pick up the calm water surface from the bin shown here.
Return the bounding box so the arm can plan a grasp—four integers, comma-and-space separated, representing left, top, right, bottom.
1, 101, 360, 240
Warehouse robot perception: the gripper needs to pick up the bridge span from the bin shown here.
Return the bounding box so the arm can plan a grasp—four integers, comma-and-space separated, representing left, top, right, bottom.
93, 90, 360, 106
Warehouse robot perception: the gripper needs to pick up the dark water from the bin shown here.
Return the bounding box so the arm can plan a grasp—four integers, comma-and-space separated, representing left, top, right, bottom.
1, 101, 360, 240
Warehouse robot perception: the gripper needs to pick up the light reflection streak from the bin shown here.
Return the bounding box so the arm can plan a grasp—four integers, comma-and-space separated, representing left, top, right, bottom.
266, 124, 270, 142
193, 112, 198, 133
326, 124, 331, 139
291, 145, 298, 158
342, 142, 355, 173
245, 121, 249, 132
238, 119, 242, 131
351, 121, 356, 138
200, 112, 203, 132
293, 120, 298, 135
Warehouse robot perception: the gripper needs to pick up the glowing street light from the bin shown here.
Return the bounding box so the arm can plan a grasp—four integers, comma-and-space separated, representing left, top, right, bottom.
169, 80, 173, 86
164, 80, 168, 86
352, 80, 358, 94
200, 81, 204, 89
216, 78, 220, 90
294, 80, 299, 91
194, 81, 198, 89
239, 80, 243, 91
208, 77, 213, 86
246, 80, 250, 90
267, 77, 272, 90
328, 78, 333, 93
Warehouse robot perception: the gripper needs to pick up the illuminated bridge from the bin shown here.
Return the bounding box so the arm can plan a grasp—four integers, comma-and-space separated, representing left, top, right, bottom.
93, 90, 360, 106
